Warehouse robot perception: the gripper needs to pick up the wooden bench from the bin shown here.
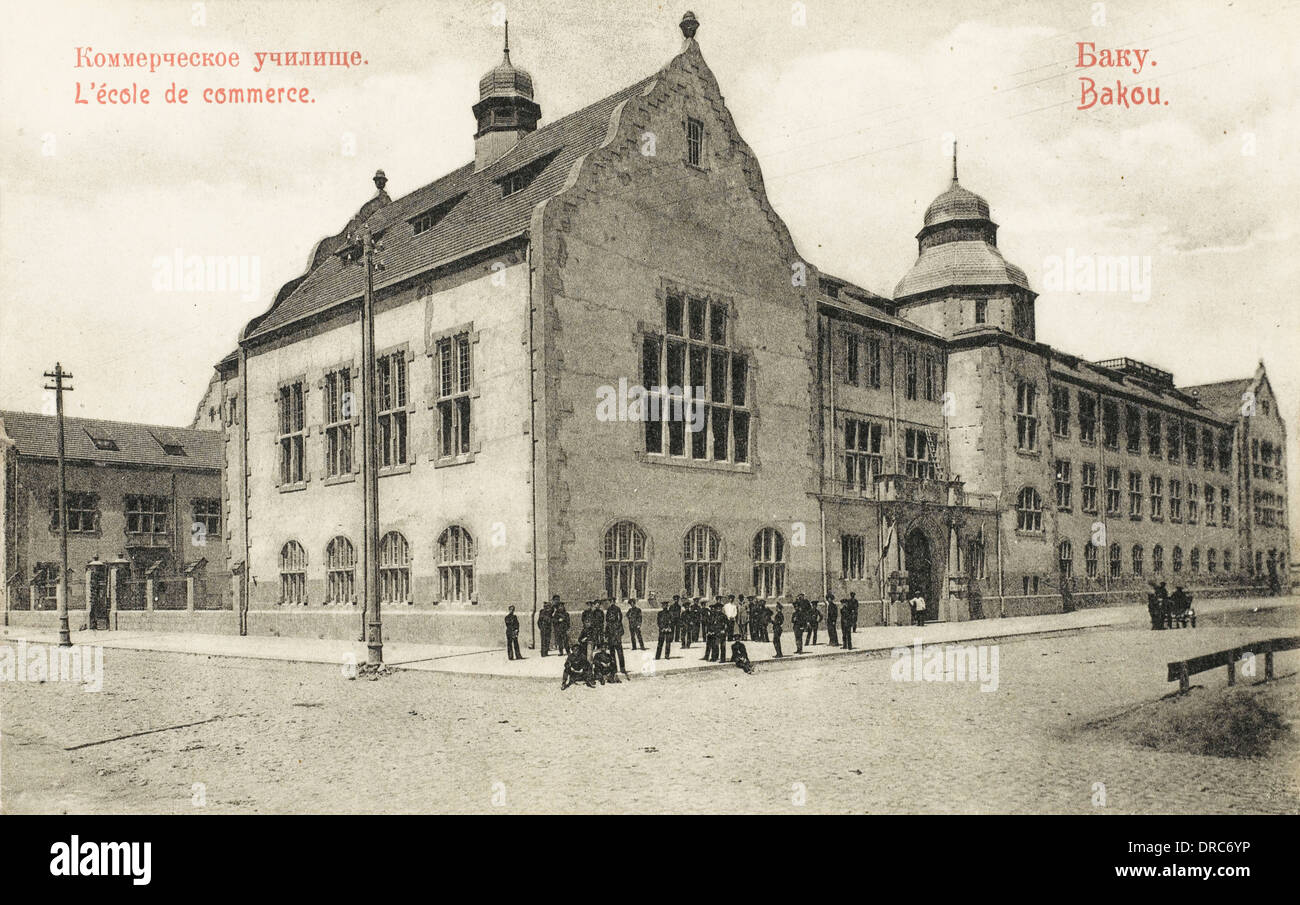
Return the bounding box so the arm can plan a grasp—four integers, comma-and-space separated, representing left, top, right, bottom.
1166, 635, 1300, 693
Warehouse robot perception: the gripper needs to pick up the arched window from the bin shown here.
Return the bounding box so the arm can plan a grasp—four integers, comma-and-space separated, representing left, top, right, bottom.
1152, 544, 1164, 573
1190, 547, 1200, 574
604, 521, 647, 600
1109, 542, 1121, 579
1172, 545, 1183, 573
379, 531, 411, 604
1016, 487, 1043, 532
1131, 544, 1144, 577
1207, 548, 1217, 573
1084, 541, 1098, 579
683, 525, 721, 599
752, 528, 786, 599
279, 541, 307, 606
437, 525, 475, 602
1058, 540, 1073, 579
325, 536, 356, 605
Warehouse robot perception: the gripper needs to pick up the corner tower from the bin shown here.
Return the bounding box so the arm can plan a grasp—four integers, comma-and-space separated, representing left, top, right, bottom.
473, 22, 542, 171
894, 145, 1036, 340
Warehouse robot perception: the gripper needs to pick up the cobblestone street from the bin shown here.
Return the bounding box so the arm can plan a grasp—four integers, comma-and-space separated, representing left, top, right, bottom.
3, 604, 1298, 814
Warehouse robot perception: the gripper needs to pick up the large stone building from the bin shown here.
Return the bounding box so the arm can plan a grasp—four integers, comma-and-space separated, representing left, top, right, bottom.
1, 411, 227, 631
205, 13, 1288, 645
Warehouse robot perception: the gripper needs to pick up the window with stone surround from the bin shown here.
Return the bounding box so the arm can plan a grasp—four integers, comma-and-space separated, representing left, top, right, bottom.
1016, 381, 1038, 451
325, 536, 356, 605
436, 333, 472, 460
1081, 462, 1098, 513
904, 428, 939, 480
1169, 478, 1183, 522
1104, 467, 1121, 516
1132, 544, 1144, 576
1078, 393, 1097, 443
125, 494, 168, 535
437, 525, 475, 603
865, 337, 881, 388
379, 531, 411, 604
1058, 540, 1073, 579
1187, 481, 1199, 524
1055, 459, 1071, 509
1016, 486, 1043, 533
1125, 404, 1142, 453
683, 524, 721, 599
1221, 487, 1232, 526
1128, 470, 1143, 519
191, 498, 220, 538
845, 418, 883, 490
279, 541, 307, 606
1167, 418, 1181, 463
1085, 541, 1098, 579
1147, 411, 1162, 457
752, 528, 786, 599
49, 490, 99, 533
1153, 544, 1164, 573
1051, 386, 1070, 438
1205, 485, 1216, 526
685, 117, 704, 167
1108, 543, 1121, 579
904, 349, 919, 400
1184, 423, 1198, 467
377, 350, 409, 468
278, 380, 306, 485
1101, 399, 1119, 450
841, 534, 866, 580
1149, 475, 1163, 520
605, 521, 647, 601
323, 367, 354, 478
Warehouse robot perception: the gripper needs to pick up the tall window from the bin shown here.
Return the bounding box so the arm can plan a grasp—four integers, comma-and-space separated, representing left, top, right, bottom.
923, 356, 940, 402
1201, 429, 1214, 471
752, 528, 786, 599
1149, 475, 1163, 519
969, 533, 987, 581
191, 498, 220, 537
379, 531, 411, 604
1085, 542, 1098, 579
377, 351, 409, 467
1217, 433, 1232, 472
1184, 424, 1198, 467
278, 380, 306, 484
1207, 548, 1217, 573
974, 298, 987, 324
436, 333, 472, 459
1166, 419, 1181, 463
437, 526, 475, 602
1169, 478, 1183, 521
1081, 463, 1098, 513
1204, 485, 1216, 526
683, 524, 721, 599
125, 495, 169, 535
845, 334, 859, 385
844, 419, 883, 490
1016, 487, 1043, 533
1125, 405, 1141, 453
646, 291, 750, 463
1101, 399, 1119, 450
842, 534, 866, 580
1172, 545, 1183, 573
1016, 381, 1038, 451
1132, 544, 1144, 577
1058, 540, 1073, 579
685, 117, 704, 167
904, 349, 918, 400
1109, 543, 1121, 579
1187, 482, 1199, 524
1079, 393, 1097, 443
279, 541, 307, 606
325, 536, 356, 605
50, 491, 99, 533
1055, 460, 1072, 509
323, 367, 353, 477
1104, 467, 1121, 516
904, 428, 939, 480
1221, 487, 1232, 526
1147, 411, 1162, 457
865, 338, 882, 388
605, 521, 648, 600
1128, 470, 1143, 519
1052, 386, 1070, 437
1153, 544, 1164, 573
1222, 549, 1231, 573
1190, 547, 1200, 574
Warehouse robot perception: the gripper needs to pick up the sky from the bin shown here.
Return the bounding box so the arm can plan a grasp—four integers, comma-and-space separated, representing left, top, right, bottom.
2, 0, 1297, 537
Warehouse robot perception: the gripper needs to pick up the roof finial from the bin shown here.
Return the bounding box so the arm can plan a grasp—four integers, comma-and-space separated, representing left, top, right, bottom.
373, 169, 387, 193
952, 140, 958, 184
680, 11, 700, 40
503, 19, 511, 62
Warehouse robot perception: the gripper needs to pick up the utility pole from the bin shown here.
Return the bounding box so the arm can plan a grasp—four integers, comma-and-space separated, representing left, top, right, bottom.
338, 176, 387, 665
43, 363, 73, 648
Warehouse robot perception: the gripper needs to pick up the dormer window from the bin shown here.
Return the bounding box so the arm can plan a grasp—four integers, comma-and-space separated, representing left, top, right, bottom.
410, 193, 466, 236
502, 171, 529, 197
86, 429, 118, 451
162, 443, 186, 457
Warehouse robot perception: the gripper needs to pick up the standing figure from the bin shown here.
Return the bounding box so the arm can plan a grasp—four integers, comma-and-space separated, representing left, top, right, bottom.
737, 598, 750, 641
840, 594, 855, 650
826, 595, 839, 647
772, 601, 785, 657
792, 599, 805, 654
655, 602, 675, 660
670, 595, 683, 642
627, 598, 645, 650
552, 599, 571, 655
809, 598, 822, 645
605, 597, 627, 674
504, 605, 523, 660
537, 600, 553, 656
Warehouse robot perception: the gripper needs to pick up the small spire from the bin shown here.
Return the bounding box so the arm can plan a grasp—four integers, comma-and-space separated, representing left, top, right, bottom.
503, 19, 511, 63
951, 140, 958, 184
680, 11, 700, 40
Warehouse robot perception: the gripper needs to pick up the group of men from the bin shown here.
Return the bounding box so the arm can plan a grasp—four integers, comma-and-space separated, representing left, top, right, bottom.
1145, 581, 1196, 630
513, 590, 865, 683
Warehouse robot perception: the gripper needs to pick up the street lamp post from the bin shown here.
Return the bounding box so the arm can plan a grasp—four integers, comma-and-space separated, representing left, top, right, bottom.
44, 363, 74, 648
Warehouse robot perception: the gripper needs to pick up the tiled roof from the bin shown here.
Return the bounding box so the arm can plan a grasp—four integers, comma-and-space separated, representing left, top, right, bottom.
1048, 360, 1228, 423
0, 411, 223, 471
894, 240, 1032, 298
242, 74, 659, 341
923, 181, 991, 229
1181, 378, 1253, 420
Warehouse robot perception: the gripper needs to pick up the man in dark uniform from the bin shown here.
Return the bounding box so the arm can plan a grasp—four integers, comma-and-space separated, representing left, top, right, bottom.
670, 595, 683, 642
504, 605, 523, 660
712, 603, 728, 661
1146, 583, 1162, 630
841, 594, 855, 649
591, 647, 620, 684
605, 597, 626, 674
581, 600, 604, 660
681, 601, 696, 650
826, 595, 839, 647
561, 646, 595, 689
809, 596, 822, 645
772, 601, 785, 657
626, 598, 644, 650
552, 599, 571, 655
655, 601, 675, 660
1155, 581, 1170, 629
730, 639, 754, 674
537, 600, 553, 656
702, 604, 718, 661
757, 597, 770, 641
792, 598, 805, 654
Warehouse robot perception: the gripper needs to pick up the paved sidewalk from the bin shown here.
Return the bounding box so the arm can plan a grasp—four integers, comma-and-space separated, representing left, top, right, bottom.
2, 595, 1291, 680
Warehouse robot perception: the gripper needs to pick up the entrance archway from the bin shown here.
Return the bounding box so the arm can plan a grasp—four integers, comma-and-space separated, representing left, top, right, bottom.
903, 528, 940, 620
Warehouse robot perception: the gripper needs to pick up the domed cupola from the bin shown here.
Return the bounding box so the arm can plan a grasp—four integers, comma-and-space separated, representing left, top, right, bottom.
894, 145, 1037, 339
472, 22, 542, 171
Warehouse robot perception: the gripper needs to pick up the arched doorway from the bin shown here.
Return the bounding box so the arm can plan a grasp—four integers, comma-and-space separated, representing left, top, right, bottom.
904, 528, 940, 620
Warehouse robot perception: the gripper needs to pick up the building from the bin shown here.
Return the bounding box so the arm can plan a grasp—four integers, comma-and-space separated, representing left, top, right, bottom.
205, 12, 1287, 646
1, 410, 228, 631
